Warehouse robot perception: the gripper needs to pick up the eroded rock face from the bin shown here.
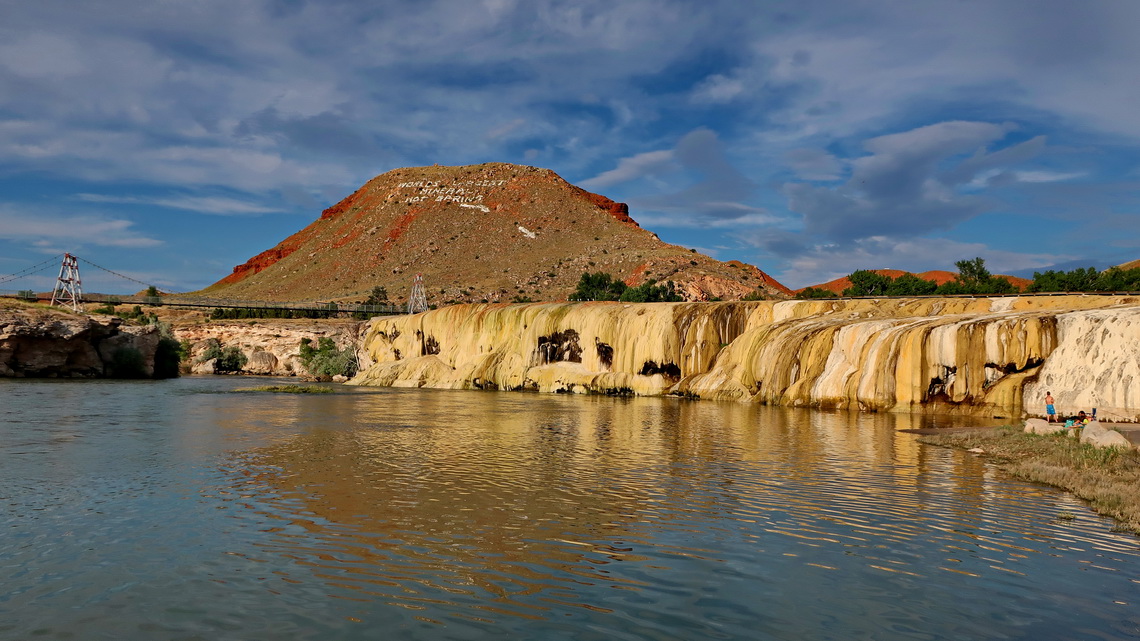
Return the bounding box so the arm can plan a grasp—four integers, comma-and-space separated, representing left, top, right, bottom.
0, 307, 162, 378
352, 296, 1140, 419
173, 321, 359, 377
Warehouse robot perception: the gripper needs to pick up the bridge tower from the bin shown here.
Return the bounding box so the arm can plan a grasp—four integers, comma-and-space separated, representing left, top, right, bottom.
407, 273, 428, 314
50, 253, 83, 312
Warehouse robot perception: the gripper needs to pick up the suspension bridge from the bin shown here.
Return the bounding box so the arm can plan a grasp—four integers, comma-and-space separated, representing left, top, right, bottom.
0, 253, 419, 316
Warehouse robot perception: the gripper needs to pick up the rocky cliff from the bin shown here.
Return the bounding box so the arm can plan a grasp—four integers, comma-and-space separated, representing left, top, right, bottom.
352, 295, 1140, 420
173, 320, 361, 377
0, 303, 165, 378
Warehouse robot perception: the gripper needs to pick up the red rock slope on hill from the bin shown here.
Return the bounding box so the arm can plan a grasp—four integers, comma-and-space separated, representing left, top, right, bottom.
201, 163, 791, 304
799, 269, 1032, 294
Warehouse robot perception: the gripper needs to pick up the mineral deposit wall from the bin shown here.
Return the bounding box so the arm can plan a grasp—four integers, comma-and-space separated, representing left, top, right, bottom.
352, 296, 1140, 420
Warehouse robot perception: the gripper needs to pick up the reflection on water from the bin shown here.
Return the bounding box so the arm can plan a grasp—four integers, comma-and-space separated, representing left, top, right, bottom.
2, 377, 1138, 640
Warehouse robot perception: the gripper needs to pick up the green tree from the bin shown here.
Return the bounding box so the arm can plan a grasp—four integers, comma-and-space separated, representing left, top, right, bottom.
366, 285, 388, 303
354, 285, 391, 319
938, 257, 1019, 295
794, 287, 838, 299
618, 279, 683, 302
954, 257, 992, 289
842, 270, 893, 296
885, 273, 938, 296
570, 272, 627, 301
1095, 267, 1140, 291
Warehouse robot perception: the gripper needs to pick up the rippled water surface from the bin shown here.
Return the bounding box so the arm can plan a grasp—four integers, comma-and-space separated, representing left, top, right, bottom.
2, 376, 1138, 640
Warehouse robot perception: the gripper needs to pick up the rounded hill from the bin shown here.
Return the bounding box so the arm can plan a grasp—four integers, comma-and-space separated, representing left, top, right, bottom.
200, 163, 790, 305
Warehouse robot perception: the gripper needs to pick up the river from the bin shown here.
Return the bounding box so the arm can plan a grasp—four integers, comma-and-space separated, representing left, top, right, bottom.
1, 376, 1137, 640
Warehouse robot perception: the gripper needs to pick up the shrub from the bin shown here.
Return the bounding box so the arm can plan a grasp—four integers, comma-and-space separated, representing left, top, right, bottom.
109, 347, 147, 378
216, 347, 248, 372
298, 337, 357, 378
152, 321, 181, 379
199, 339, 247, 373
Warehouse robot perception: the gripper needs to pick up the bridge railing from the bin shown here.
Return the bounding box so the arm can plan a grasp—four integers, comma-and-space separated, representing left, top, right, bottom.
0, 290, 405, 315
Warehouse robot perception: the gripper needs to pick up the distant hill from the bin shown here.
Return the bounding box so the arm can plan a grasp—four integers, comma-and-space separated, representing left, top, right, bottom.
1115, 259, 1140, 271
200, 163, 790, 304
798, 269, 1033, 294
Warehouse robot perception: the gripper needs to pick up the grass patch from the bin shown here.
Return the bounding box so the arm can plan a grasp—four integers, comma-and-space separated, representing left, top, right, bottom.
918, 426, 1140, 535
237, 385, 333, 394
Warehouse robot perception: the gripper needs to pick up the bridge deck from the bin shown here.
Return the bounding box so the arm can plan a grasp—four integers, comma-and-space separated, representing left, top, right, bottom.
0, 291, 405, 315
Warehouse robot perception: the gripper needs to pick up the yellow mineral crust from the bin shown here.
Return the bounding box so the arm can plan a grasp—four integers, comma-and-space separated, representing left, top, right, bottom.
352, 296, 1140, 419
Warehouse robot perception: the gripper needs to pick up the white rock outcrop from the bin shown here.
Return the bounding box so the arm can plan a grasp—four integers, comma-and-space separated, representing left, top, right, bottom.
1080, 422, 1134, 449
1024, 418, 1066, 435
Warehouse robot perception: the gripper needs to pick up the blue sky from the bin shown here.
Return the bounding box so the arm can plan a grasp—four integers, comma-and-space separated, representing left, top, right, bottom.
1, 0, 1138, 293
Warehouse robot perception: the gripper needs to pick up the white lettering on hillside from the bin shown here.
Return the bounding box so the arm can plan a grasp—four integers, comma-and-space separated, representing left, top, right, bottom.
394, 179, 510, 205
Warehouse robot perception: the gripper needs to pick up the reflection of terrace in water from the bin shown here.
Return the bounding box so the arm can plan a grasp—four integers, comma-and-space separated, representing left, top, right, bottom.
211, 390, 1136, 624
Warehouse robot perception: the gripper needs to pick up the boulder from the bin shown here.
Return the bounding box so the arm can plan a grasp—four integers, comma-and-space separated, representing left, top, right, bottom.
1024, 418, 1065, 435
191, 358, 218, 375
245, 351, 279, 375
1080, 422, 1134, 449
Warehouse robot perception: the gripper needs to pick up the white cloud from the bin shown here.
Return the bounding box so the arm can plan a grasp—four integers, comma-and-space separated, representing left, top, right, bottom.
691, 74, 744, 104
75, 194, 282, 215
636, 208, 778, 229
1013, 170, 1086, 183
0, 208, 162, 248
580, 149, 675, 189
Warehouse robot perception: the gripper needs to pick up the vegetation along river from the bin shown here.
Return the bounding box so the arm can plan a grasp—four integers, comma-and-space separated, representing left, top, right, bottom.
2, 376, 1138, 640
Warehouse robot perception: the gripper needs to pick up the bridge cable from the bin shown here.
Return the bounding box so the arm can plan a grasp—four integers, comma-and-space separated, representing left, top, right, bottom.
0, 254, 65, 286
74, 256, 176, 294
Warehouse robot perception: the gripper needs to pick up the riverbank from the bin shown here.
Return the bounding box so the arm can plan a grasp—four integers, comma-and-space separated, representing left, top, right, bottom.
917, 426, 1140, 534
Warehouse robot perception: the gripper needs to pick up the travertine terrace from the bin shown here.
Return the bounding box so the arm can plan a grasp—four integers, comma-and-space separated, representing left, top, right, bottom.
353, 295, 1140, 420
